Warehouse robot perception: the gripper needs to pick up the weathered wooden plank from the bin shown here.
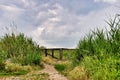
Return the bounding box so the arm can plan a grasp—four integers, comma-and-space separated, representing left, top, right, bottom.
45, 49, 47, 57
52, 49, 54, 58
41, 48, 76, 60
59, 48, 63, 60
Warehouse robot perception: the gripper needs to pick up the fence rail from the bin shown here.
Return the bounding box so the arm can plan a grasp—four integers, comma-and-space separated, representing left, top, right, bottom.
41, 48, 76, 60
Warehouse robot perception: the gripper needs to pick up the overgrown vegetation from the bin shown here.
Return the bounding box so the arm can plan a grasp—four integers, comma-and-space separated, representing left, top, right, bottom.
68, 66, 87, 80
0, 49, 7, 71
0, 33, 42, 76
0, 33, 41, 66
1, 15, 120, 80
72, 15, 120, 80
53, 61, 73, 76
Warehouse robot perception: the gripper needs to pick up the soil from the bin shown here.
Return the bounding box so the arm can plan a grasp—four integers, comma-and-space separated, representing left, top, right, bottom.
41, 63, 68, 80
0, 63, 68, 80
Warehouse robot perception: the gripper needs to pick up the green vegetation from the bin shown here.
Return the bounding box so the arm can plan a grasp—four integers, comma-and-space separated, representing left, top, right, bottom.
0, 33, 42, 76
0, 15, 120, 80
0, 49, 6, 71
68, 66, 87, 80
43, 49, 75, 60
72, 15, 120, 80
51, 15, 120, 80
0, 33, 41, 66
0, 70, 28, 76
54, 64, 66, 72
54, 61, 73, 76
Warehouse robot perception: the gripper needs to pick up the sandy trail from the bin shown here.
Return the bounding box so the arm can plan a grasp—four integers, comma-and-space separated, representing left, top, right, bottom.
41, 63, 68, 80
0, 63, 68, 80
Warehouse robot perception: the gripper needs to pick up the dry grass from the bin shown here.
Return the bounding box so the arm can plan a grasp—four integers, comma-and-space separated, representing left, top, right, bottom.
42, 57, 57, 65
5, 63, 33, 72
68, 66, 88, 80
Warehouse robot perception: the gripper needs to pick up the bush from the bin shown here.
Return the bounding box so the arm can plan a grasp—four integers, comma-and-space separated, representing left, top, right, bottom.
58, 61, 74, 76
80, 55, 120, 80
75, 15, 120, 62
25, 52, 41, 65
73, 15, 120, 80
0, 33, 42, 66
54, 64, 66, 72
0, 49, 7, 70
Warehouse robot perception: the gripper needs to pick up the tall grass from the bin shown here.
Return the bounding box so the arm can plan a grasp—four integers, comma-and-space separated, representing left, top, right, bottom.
0, 49, 7, 70
0, 33, 41, 66
73, 15, 120, 80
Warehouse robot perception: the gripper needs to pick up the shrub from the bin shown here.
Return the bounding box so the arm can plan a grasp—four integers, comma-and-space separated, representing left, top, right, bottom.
80, 55, 120, 80
75, 15, 120, 62
73, 15, 120, 80
0, 49, 7, 70
54, 64, 66, 72
25, 52, 41, 65
55, 61, 73, 76
0, 33, 42, 66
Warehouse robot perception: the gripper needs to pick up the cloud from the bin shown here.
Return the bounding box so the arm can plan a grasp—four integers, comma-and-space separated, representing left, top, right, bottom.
32, 3, 81, 48
0, 0, 120, 48
0, 4, 24, 16
21, 0, 37, 8
0, 4, 25, 35
94, 0, 118, 4
31, 2, 120, 48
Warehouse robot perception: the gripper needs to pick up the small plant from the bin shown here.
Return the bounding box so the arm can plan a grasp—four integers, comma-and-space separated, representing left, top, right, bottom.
54, 64, 66, 72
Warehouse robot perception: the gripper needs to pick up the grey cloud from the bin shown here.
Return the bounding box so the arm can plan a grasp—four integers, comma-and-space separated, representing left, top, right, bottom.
32, 3, 120, 48
0, 0, 120, 48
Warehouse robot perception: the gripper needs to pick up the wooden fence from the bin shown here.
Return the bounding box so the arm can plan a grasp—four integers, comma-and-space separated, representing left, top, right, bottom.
41, 48, 75, 60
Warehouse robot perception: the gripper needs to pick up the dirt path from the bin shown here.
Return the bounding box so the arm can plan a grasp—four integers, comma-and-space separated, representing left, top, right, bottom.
0, 63, 68, 80
41, 63, 68, 80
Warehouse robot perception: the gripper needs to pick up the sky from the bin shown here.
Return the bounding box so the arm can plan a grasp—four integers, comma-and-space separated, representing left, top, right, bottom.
0, 0, 120, 48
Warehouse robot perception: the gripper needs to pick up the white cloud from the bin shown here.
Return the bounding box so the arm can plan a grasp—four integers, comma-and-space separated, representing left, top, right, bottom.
31, 3, 120, 48
0, 3, 26, 37
32, 4, 81, 48
0, 4, 24, 20
94, 0, 118, 4
0, 0, 120, 48
0, 4, 24, 13
21, 0, 36, 8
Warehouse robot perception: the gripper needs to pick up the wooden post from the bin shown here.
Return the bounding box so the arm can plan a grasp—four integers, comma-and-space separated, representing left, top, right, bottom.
59, 48, 63, 60
45, 49, 47, 56
52, 49, 54, 58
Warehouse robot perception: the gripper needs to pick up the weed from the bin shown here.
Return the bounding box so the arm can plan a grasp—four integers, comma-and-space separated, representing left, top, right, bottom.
54, 64, 66, 72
